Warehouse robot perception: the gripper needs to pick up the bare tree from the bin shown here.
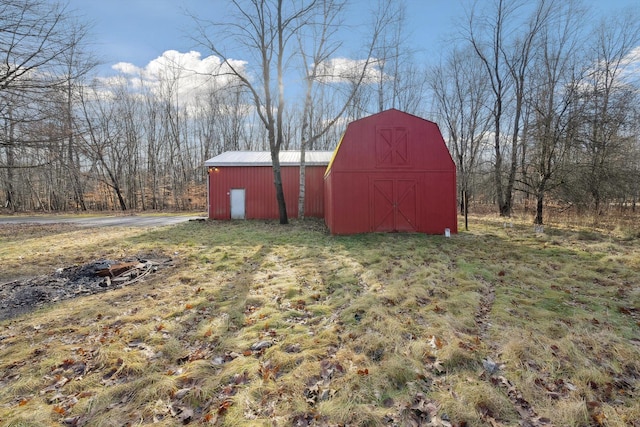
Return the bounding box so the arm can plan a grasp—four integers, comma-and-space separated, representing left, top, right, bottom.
0, 0, 93, 210
373, 0, 405, 113
430, 47, 491, 230
59, 21, 97, 211
571, 12, 640, 214
519, 0, 585, 225
465, 0, 553, 217
194, 0, 319, 224
368, 0, 426, 115
77, 81, 130, 211
295, 0, 345, 219
0, 0, 74, 95
295, 0, 391, 218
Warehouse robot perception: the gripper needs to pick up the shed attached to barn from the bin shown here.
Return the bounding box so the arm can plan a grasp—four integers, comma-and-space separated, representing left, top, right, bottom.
204, 151, 333, 220
324, 109, 457, 235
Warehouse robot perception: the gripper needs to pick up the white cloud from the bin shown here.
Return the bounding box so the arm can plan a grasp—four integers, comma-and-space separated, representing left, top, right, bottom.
108, 50, 247, 106
576, 44, 640, 94
314, 57, 385, 84
112, 62, 141, 75
621, 46, 640, 66
621, 45, 640, 79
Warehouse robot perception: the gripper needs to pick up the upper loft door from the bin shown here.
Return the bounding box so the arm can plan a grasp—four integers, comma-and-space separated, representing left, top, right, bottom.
376, 126, 409, 167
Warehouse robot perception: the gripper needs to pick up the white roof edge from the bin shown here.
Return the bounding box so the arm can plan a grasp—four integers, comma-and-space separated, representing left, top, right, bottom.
204, 150, 334, 167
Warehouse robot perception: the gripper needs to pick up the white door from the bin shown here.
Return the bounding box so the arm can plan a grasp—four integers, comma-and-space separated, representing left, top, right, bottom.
230, 189, 246, 219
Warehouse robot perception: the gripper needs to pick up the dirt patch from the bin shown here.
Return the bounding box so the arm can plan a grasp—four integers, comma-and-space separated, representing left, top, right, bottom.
475, 278, 495, 340
0, 255, 173, 321
473, 275, 555, 426
0, 223, 80, 240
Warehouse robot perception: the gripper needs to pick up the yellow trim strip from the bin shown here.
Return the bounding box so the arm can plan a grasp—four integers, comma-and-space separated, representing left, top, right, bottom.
324, 133, 345, 177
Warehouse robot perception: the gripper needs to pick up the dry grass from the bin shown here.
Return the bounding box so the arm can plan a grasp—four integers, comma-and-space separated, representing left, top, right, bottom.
0, 215, 639, 426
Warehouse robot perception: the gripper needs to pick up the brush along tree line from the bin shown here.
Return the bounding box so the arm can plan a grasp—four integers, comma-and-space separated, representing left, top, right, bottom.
1, 0, 639, 225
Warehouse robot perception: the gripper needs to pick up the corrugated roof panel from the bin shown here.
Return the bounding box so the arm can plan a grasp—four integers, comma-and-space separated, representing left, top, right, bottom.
204, 150, 334, 167
305, 151, 335, 164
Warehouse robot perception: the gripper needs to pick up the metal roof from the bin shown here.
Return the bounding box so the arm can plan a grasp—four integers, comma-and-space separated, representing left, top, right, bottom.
204, 150, 334, 167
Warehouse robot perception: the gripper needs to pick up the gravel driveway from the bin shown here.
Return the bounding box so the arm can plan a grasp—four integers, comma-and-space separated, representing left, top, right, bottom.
0, 214, 203, 227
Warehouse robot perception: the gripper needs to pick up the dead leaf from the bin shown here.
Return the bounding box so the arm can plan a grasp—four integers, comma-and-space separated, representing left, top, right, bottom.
591, 409, 607, 426
618, 306, 631, 315
221, 384, 235, 397
233, 371, 249, 385
458, 341, 477, 351
173, 405, 194, 423
429, 335, 444, 350
218, 398, 233, 415
258, 360, 280, 381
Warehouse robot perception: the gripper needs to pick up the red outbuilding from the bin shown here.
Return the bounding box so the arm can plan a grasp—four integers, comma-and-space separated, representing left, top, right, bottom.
204, 109, 457, 235
324, 109, 457, 235
204, 151, 333, 220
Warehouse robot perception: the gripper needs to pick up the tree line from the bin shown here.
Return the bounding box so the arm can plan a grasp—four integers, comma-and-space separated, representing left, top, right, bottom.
1, 0, 639, 226
431, 0, 640, 228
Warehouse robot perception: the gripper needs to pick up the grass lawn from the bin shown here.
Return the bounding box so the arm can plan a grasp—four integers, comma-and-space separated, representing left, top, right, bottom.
0, 215, 638, 426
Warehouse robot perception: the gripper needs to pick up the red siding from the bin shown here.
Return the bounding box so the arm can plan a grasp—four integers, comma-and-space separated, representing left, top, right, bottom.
325, 109, 457, 235
208, 165, 326, 219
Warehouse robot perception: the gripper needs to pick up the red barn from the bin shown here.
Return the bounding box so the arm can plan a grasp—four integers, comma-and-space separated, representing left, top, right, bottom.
324, 109, 457, 235
204, 151, 333, 220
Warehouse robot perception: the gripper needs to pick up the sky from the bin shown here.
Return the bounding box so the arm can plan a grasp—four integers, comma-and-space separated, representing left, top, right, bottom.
65, 0, 468, 75
63, 0, 640, 81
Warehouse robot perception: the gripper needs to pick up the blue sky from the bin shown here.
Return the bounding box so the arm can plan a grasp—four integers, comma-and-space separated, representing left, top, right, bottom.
65, 0, 639, 78
67, 0, 466, 73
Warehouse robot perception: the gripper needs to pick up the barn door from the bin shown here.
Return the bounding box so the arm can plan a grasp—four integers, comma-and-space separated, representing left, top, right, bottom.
372, 179, 417, 232
230, 189, 246, 219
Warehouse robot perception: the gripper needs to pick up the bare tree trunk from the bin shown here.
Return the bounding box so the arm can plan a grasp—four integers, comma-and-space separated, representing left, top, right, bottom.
106, 168, 127, 211
534, 179, 547, 225
275, 0, 288, 224
297, 54, 315, 220
298, 141, 307, 219
463, 189, 469, 231
66, 81, 87, 211
4, 145, 16, 211
468, 0, 552, 217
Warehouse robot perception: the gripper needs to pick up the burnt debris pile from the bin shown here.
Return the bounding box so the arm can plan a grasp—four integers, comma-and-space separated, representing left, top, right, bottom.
0, 257, 172, 321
